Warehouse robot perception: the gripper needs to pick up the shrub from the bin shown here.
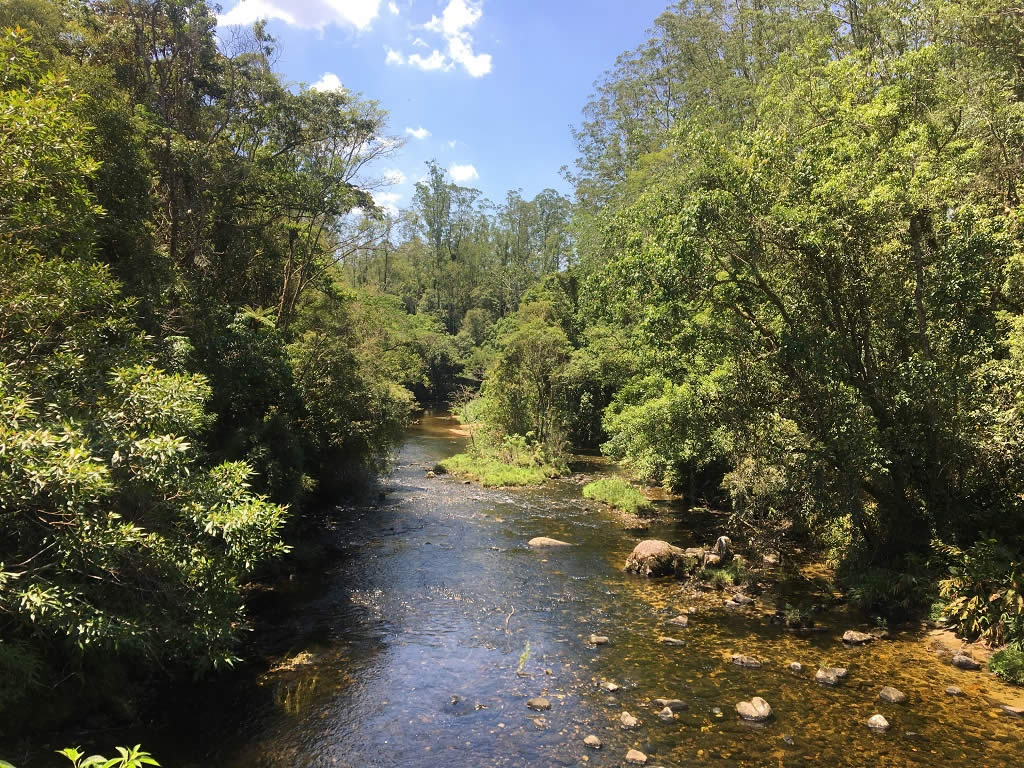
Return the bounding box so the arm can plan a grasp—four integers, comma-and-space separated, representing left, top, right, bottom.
938, 540, 1024, 646
582, 476, 654, 515
990, 648, 1024, 686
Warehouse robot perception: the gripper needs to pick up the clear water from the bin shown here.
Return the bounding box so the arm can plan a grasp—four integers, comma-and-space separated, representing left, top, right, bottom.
33, 412, 1024, 766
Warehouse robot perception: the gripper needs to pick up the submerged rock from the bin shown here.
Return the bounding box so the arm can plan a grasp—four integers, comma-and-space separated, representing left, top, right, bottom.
658, 706, 675, 720
731, 654, 762, 669
1000, 704, 1024, 718
625, 749, 648, 764
736, 696, 773, 722
879, 686, 907, 704
619, 711, 641, 729
731, 593, 755, 606
843, 630, 874, 645
528, 536, 573, 547
526, 697, 551, 711
815, 667, 848, 686
867, 714, 890, 730
624, 539, 688, 577
584, 734, 602, 749
667, 614, 689, 628
653, 698, 687, 711
951, 652, 981, 670
659, 636, 685, 646
600, 680, 621, 692
945, 686, 964, 696
589, 634, 610, 646
788, 662, 803, 673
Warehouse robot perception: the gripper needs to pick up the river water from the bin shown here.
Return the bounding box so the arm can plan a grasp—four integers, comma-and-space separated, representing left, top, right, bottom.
58, 412, 1024, 766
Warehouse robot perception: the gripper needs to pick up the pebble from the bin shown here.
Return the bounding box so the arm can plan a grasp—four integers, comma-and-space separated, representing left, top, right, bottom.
600, 680, 620, 692
735, 696, 772, 722
945, 685, 964, 696
653, 698, 687, 711
951, 652, 981, 670
658, 706, 675, 720
584, 735, 602, 749
879, 686, 907, 704
526, 697, 551, 711
659, 636, 685, 646
843, 630, 874, 645
815, 667, 848, 686
667, 615, 689, 627
625, 749, 647, 764
589, 634, 609, 646
1001, 704, 1024, 718
867, 714, 890, 730
788, 662, 803, 672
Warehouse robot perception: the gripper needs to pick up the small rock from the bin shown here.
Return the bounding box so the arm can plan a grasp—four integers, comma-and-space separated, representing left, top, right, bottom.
843, 630, 874, 645
711, 706, 723, 717
788, 662, 803, 672
462, 479, 471, 484
731, 593, 755, 605
667, 615, 689, 627
952, 652, 981, 670
879, 686, 907, 704
659, 636, 685, 646
658, 706, 675, 720
781, 734, 796, 746
867, 714, 890, 730
1000, 704, 1024, 717
870, 627, 890, 640
653, 698, 687, 711
625, 749, 647, 765
584, 735, 602, 749
526, 697, 551, 711
815, 667, 848, 686
731, 654, 762, 668
619, 711, 641, 729
945, 686, 964, 696
600, 681, 620, 692
531, 716, 548, 729
426, 470, 436, 478
528, 536, 573, 547
589, 634, 610, 646
736, 696, 773, 722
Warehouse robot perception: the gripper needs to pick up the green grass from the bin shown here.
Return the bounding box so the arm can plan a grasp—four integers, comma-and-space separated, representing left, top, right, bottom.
989, 648, 1024, 685
582, 476, 654, 516
439, 452, 564, 487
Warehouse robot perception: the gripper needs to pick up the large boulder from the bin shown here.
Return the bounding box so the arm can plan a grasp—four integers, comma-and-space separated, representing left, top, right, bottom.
624, 539, 688, 577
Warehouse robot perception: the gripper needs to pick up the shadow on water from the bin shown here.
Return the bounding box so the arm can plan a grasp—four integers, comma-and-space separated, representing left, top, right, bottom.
25, 411, 1024, 767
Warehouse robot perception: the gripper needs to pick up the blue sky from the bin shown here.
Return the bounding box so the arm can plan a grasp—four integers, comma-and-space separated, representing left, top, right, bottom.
217, 0, 669, 212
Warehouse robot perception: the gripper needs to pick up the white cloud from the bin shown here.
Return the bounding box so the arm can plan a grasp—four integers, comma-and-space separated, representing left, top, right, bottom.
388, 1, 399, 14
218, 0, 381, 31
310, 72, 344, 91
449, 163, 478, 183
373, 190, 402, 215
405, 126, 431, 139
385, 47, 405, 65
422, 0, 492, 78
412, 37, 429, 48
447, 140, 457, 149
408, 49, 448, 71
383, 168, 407, 185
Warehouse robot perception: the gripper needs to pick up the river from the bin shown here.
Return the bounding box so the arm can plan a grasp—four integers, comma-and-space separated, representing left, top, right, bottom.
47, 412, 1024, 766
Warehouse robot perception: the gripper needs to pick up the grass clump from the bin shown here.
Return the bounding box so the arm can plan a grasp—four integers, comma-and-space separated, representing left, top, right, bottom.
990, 648, 1024, 685
582, 476, 654, 515
440, 453, 556, 486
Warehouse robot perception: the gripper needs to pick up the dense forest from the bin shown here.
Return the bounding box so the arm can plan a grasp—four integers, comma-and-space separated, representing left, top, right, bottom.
2, 0, 1024, 750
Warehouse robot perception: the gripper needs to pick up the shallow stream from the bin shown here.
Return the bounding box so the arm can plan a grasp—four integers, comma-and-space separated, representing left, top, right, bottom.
43, 412, 1024, 766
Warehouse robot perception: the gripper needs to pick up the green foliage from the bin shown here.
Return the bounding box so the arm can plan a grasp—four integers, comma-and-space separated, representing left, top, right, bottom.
58, 745, 158, 768
582, 477, 653, 516
938, 540, 1024, 646
440, 446, 567, 488
989, 648, 1024, 685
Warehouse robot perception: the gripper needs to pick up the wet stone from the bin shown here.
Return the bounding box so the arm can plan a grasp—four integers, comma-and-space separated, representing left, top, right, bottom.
600, 680, 620, 692
667, 615, 689, 628
736, 696, 773, 722
625, 749, 648, 765
867, 714, 890, 731
951, 652, 981, 670
589, 634, 610, 646
528, 536, 572, 547
788, 662, 803, 672
945, 686, 964, 696
816, 667, 848, 686
1000, 704, 1024, 718
659, 636, 685, 646
584, 735, 602, 749
619, 711, 641, 729
843, 630, 875, 645
879, 686, 907, 704
526, 697, 551, 711
731, 654, 762, 669
658, 706, 675, 720
731, 593, 755, 605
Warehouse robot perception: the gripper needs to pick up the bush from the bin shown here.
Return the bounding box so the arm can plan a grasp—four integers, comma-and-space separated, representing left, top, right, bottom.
582, 476, 653, 515
990, 648, 1024, 686
938, 540, 1024, 646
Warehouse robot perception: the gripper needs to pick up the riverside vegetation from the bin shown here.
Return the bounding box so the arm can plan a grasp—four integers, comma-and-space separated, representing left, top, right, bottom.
2, 0, 1024, 761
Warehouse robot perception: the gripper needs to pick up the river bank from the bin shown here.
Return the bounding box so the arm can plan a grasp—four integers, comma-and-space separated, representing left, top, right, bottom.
15, 411, 1022, 767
